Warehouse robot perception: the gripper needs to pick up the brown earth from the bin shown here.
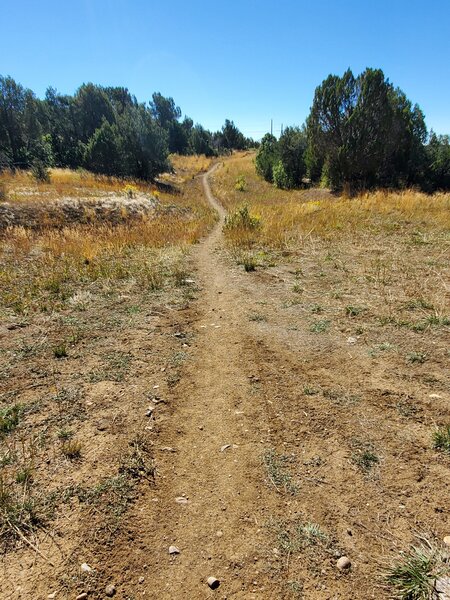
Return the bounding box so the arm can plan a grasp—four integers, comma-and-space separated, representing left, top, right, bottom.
1, 162, 449, 599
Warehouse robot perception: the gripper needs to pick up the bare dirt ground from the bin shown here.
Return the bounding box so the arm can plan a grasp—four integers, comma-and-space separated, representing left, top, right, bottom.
1, 158, 449, 599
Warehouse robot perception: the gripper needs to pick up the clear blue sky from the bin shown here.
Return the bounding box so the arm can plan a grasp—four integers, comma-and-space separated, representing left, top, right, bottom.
1, 0, 449, 139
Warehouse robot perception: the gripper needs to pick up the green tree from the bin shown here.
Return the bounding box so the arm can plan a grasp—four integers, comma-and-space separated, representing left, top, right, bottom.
219, 119, 248, 152
255, 133, 279, 182
73, 83, 115, 143
0, 75, 45, 169
426, 132, 450, 190
278, 126, 307, 188
84, 119, 123, 175
306, 68, 427, 191
189, 124, 215, 156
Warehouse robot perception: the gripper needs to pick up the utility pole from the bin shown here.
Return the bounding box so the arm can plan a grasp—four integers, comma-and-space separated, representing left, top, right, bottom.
270, 119, 273, 136
281, 123, 283, 136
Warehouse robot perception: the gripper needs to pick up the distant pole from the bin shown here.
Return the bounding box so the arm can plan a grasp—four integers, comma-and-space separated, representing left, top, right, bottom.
281, 123, 283, 136
271, 119, 273, 136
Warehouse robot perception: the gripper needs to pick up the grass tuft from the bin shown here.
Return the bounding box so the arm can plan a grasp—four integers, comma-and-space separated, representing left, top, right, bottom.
432, 425, 450, 454
386, 545, 445, 600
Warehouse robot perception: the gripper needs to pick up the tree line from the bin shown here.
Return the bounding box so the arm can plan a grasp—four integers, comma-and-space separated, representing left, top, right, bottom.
0, 76, 254, 180
256, 68, 450, 192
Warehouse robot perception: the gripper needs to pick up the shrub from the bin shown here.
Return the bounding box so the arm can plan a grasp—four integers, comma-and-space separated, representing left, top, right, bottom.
31, 160, 50, 183
273, 160, 290, 189
124, 184, 138, 198
224, 205, 261, 231
234, 175, 246, 191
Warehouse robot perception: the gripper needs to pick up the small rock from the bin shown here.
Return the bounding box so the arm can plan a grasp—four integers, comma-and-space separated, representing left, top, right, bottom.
146, 406, 155, 417
216, 530, 223, 538
207, 576, 220, 590
47, 593, 57, 599
443, 535, 450, 546
76, 594, 88, 600
336, 556, 351, 570
105, 584, 116, 597
220, 444, 231, 452
347, 337, 357, 345
435, 576, 450, 597
175, 496, 189, 505
80, 562, 93, 573
429, 393, 442, 399
159, 446, 176, 452
169, 545, 180, 555
138, 576, 145, 584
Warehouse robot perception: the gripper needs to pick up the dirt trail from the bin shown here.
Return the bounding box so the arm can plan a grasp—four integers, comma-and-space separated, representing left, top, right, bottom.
138, 164, 275, 598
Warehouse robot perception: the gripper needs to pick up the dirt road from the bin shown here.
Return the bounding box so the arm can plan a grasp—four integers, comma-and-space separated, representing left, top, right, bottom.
126, 163, 279, 598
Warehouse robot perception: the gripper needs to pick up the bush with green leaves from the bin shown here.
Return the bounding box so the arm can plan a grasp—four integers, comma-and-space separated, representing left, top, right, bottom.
31, 160, 50, 183
224, 205, 261, 231
272, 160, 290, 189
235, 174, 246, 191
255, 133, 279, 183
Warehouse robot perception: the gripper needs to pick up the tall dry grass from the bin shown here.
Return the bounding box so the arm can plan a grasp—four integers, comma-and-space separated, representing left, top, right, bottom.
214, 153, 450, 251
0, 160, 216, 315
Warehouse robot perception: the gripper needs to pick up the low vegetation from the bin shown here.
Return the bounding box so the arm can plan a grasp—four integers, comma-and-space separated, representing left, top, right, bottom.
0, 154, 213, 573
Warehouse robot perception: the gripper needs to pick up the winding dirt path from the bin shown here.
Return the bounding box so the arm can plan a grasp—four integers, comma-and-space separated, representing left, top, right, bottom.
138, 164, 277, 598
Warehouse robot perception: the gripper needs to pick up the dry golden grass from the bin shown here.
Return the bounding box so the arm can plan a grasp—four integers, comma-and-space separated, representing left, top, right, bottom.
0, 160, 216, 315
168, 154, 215, 179
212, 153, 450, 251
0, 168, 157, 203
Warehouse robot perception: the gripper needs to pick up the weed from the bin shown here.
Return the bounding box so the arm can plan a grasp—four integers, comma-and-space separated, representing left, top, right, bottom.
432, 425, 450, 454
310, 304, 323, 314
310, 319, 330, 333
292, 283, 303, 294
369, 342, 395, 357
15, 467, 33, 485
303, 386, 319, 396
224, 205, 260, 231
407, 352, 427, 364
77, 474, 135, 519
123, 184, 138, 198
61, 439, 82, 460
0, 405, 21, 436
119, 435, 155, 481
53, 344, 68, 359
234, 175, 246, 191
286, 581, 303, 597
396, 400, 418, 418
351, 440, 380, 474
386, 544, 445, 600
249, 313, 266, 322
0, 476, 47, 547
57, 429, 73, 441
405, 298, 434, 311
270, 518, 332, 556
242, 254, 257, 272
263, 449, 298, 495
346, 305, 366, 317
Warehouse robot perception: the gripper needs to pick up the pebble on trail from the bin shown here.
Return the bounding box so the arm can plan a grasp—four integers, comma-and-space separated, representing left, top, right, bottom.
336, 556, 352, 570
